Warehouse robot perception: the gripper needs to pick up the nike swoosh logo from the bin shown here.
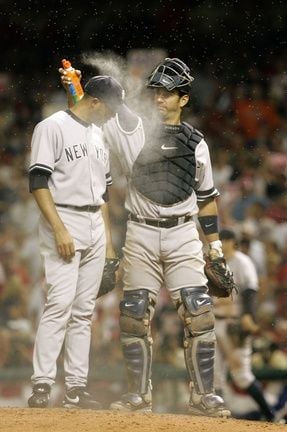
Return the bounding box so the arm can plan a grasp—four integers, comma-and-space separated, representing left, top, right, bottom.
65, 395, 80, 404
197, 299, 207, 306
161, 144, 178, 150
125, 302, 135, 308
205, 223, 214, 228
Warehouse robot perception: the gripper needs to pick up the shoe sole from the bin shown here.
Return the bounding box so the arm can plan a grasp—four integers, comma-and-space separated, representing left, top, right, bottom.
63, 402, 102, 410
188, 406, 231, 418
63, 403, 79, 409
110, 403, 152, 413
28, 396, 49, 408
28, 403, 48, 408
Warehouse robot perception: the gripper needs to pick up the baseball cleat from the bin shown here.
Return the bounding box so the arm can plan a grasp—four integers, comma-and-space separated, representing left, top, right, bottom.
62, 387, 102, 409
110, 392, 152, 412
28, 383, 51, 408
188, 393, 231, 418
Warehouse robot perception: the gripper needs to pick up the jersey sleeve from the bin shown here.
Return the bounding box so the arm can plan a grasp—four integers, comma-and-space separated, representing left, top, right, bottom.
103, 118, 126, 181
29, 119, 61, 174
194, 139, 220, 202
103, 136, 112, 187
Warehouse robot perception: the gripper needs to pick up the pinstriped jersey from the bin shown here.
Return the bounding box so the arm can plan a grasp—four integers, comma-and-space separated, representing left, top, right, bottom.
29, 110, 111, 207
104, 111, 219, 218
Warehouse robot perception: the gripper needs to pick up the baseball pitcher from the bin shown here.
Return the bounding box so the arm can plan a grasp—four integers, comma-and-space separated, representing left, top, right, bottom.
28, 76, 122, 409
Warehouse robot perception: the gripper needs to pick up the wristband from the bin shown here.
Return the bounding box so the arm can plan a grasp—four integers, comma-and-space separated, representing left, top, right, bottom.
198, 215, 218, 235
209, 240, 223, 257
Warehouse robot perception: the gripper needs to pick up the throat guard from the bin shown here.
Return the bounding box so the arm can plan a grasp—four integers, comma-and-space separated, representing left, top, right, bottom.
131, 122, 203, 206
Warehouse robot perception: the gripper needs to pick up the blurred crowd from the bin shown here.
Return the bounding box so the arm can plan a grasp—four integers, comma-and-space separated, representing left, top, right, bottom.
0, 49, 286, 415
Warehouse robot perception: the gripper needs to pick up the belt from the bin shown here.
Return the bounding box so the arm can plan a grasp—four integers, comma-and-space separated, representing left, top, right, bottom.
128, 213, 193, 228
56, 204, 100, 212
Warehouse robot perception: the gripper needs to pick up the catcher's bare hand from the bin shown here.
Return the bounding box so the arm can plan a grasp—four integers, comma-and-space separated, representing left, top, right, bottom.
58, 67, 82, 89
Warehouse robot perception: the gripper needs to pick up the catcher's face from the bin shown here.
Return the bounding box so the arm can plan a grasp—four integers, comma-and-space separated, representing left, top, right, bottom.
152, 88, 189, 124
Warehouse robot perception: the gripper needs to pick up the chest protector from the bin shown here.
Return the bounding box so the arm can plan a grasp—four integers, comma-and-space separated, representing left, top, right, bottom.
131, 122, 203, 206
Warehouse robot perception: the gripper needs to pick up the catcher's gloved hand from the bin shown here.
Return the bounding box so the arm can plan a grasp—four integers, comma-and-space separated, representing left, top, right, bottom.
204, 253, 238, 298
97, 258, 120, 299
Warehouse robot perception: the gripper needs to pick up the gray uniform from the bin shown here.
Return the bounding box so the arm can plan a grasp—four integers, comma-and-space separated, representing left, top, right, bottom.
214, 250, 258, 390
213, 250, 275, 420
104, 112, 218, 299
104, 108, 221, 408
29, 110, 111, 389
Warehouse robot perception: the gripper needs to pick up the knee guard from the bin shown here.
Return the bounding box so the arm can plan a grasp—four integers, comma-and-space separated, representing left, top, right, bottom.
120, 289, 155, 336
178, 287, 215, 336
178, 287, 216, 395
119, 290, 155, 395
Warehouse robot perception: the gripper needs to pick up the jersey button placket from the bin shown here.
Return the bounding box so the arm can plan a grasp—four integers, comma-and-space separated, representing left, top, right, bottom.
87, 125, 97, 205
86, 126, 96, 245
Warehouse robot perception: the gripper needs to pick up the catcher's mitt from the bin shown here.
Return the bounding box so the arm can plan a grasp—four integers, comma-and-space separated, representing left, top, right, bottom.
97, 258, 120, 299
204, 254, 238, 298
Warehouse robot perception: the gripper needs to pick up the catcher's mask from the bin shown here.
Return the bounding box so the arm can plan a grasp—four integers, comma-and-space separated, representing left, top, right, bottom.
147, 58, 194, 94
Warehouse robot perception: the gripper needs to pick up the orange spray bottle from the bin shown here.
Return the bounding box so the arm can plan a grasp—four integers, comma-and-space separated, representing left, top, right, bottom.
62, 59, 84, 103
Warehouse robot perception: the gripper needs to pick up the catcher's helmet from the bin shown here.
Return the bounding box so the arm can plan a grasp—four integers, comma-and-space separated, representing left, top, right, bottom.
147, 58, 194, 93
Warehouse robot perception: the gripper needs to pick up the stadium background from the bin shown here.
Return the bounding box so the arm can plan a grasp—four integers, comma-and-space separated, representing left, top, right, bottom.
0, 0, 287, 427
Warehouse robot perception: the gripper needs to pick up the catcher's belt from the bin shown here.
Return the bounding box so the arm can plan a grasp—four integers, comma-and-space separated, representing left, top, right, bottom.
128, 213, 193, 228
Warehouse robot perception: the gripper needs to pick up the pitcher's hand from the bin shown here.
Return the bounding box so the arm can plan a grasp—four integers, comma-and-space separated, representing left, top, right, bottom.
54, 226, 75, 261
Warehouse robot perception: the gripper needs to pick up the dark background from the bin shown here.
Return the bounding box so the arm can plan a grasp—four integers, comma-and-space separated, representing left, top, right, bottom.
1, 0, 287, 86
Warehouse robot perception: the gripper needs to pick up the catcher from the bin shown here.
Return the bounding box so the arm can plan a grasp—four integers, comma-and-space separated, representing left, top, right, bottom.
213, 229, 275, 422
